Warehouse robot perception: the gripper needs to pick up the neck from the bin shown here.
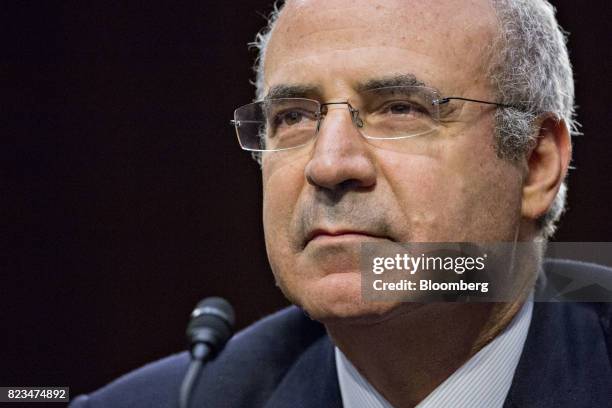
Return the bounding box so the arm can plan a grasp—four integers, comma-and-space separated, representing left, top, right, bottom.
326, 300, 525, 408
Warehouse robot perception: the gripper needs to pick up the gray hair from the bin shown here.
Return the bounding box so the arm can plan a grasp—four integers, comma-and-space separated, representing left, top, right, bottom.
249, 0, 577, 239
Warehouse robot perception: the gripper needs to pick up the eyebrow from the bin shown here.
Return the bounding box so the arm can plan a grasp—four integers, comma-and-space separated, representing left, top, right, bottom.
263, 74, 440, 100
356, 74, 438, 93
264, 84, 321, 100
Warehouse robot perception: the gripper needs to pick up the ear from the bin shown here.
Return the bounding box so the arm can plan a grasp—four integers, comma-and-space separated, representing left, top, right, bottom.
521, 114, 572, 220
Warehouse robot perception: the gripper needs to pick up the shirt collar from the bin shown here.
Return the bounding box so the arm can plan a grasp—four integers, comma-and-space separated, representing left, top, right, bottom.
335, 297, 534, 408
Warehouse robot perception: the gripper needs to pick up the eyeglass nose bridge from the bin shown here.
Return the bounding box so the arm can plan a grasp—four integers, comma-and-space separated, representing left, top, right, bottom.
316, 101, 364, 133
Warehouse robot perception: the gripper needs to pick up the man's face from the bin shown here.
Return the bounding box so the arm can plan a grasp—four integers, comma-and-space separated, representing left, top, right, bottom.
261, 0, 525, 322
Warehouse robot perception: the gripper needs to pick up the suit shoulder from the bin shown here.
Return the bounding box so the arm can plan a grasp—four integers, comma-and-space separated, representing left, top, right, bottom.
71, 306, 325, 408
541, 258, 612, 308
540, 259, 612, 362
69, 351, 189, 408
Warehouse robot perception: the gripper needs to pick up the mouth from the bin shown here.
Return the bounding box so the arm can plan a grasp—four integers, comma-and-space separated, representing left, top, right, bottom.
304, 229, 389, 247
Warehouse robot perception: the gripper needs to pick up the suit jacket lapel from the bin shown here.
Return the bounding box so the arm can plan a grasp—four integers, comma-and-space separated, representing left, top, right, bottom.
264, 335, 342, 408
504, 302, 612, 408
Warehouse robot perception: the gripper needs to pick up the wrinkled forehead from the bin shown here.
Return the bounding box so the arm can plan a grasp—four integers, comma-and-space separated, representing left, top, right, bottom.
263, 0, 499, 96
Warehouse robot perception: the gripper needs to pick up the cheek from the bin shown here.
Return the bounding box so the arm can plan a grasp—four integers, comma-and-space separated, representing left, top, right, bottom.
376, 145, 462, 239
437, 131, 524, 240
262, 154, 307, 259
377, 130, 523, 241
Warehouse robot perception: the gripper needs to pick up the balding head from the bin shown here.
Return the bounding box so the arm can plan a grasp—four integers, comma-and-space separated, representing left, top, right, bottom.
263, 0, 499, 100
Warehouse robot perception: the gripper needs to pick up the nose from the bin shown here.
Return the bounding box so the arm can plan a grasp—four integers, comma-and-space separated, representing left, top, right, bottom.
304, 105, 377, 191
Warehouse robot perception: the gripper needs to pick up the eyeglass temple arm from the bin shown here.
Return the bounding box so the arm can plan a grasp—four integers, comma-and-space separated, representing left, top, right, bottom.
434, 97, 517, 109
230, 119, 264, 127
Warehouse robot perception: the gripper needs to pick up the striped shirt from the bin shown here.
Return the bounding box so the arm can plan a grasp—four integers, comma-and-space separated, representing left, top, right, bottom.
335, 298, 533, 408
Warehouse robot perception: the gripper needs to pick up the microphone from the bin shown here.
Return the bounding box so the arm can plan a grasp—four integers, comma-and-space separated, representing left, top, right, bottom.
179, 297, 235, 408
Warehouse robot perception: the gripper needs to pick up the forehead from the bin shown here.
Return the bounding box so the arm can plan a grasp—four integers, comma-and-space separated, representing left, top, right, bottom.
263, 0, 499, 96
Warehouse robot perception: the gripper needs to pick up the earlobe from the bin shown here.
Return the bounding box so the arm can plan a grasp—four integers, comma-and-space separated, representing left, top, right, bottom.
521, 114, 572, 220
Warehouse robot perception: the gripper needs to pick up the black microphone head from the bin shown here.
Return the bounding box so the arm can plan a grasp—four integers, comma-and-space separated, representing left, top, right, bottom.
186, 297, 235, 356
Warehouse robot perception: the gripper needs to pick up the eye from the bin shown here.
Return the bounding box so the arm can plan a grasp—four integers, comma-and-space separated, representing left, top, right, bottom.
375, 99, 434, 120
274, 110, 305, 126
388, 102, 415, 115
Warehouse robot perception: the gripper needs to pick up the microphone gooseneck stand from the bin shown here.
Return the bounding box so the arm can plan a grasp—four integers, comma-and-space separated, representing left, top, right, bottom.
178, 297, 235, 408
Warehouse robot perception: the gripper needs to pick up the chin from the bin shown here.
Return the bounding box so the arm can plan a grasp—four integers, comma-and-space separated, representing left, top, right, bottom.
281, 272, 407, 325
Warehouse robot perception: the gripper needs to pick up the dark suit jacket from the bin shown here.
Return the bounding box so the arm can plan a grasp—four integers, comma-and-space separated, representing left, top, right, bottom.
70, 260, 612, 407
